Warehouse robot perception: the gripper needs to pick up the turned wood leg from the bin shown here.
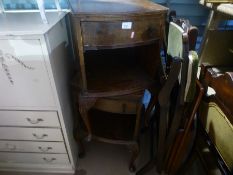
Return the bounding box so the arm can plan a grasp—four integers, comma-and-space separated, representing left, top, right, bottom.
78, 96, 97, 141
74, 116, 85, 158
129, 143, 140, 172
79, 107, 92, 141
72, 94, 86, 158
76, 131, 85, 158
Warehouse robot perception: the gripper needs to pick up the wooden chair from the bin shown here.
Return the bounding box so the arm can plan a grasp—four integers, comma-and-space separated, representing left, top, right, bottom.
165, 79, 204, 174
136, 17, 200, 175
156, 20, 191, 172
196, 64, 233, 175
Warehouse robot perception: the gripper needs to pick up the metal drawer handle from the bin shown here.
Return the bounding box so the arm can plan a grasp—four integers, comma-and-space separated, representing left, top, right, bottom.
26, 118, 44, 124
5, 143, 16, 151
38, 146, 52, 152
32, 133, 48, 139
43, 157, 56, 163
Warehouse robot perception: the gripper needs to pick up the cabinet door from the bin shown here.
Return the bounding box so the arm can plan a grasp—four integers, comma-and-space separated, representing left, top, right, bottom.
0, 39, 55, 108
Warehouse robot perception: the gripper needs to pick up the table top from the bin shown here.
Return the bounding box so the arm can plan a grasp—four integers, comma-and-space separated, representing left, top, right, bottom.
68, 0, 168, 16
0, 12, 67, 36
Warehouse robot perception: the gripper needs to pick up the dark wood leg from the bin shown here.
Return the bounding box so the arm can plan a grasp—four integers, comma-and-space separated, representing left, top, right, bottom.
136, 109, 158, 175
78, 97, 97, 141
79, 107, 92, 141
73, 110, 85, 158
156, 107, 168, 172
76, 133, 85, 158
72, 93, 86, 158
129, 143, 139, 172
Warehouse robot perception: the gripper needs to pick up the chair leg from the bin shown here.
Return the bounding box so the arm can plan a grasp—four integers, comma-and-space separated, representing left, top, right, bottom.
136, 116, 156, 175
73, 116, 86, 158
129, 143, 140, 172
156, 108, 168, 172
72, 94, 86, 158
76, 135, 85, 158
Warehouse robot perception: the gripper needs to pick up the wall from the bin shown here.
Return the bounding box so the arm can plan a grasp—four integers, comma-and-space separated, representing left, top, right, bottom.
153, 0, 209, 49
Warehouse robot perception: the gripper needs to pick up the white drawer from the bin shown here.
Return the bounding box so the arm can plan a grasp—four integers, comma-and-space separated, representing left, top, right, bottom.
0, 141, 66, 153
0, 111, 60, 127
0, 127, 63, 141
0, 152, 69, 165
0, 39, 56, 108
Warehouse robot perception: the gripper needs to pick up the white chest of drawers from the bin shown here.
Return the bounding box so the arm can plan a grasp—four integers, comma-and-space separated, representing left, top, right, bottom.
0, 12, 77, 174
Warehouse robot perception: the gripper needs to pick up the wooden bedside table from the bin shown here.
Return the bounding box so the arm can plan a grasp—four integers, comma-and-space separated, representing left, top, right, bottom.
69, 0, 168, 171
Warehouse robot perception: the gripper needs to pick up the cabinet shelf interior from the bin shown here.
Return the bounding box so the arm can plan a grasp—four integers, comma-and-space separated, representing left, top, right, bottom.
83, 42, 160, 95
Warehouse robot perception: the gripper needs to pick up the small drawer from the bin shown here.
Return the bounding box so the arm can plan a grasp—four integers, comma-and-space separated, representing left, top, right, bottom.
0, 127, 63, 141
94, 97, 139, 114
0, 111, 60, 127
81, 18, 161, 49
0, 141, 66, 153
0, 152, 69, 165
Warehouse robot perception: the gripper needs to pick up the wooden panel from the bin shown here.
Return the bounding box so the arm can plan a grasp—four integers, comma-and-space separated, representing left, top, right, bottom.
0, 141, 66, 153
0, 39, 55, 108
200, 31, 233, 65
81, 18, 161, 49
0, 127, 63, 141
0, 152, 69, 164
0, 111, 60, 127
94, 97, 139, 114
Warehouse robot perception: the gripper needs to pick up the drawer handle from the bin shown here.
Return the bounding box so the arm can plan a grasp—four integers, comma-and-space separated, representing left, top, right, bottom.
32, 133, 48, 139
5, 143, 16, 151
26, 118, 44, 124
38, 146, 52, 152
43, 157, 56, 163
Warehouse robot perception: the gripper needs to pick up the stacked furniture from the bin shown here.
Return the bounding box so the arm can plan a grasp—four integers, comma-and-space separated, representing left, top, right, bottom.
199, 65, 233, 174
137, 15, 202, 175
69, 0, 168, 171
0, 12, 77, 174
195, 1, 233, 174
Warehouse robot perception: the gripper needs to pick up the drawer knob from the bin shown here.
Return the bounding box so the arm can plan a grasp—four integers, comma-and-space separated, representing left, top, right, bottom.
43, 157, 56, 163
32, 133, 48, 139
38, 146, 52, 152
26, 118, 44, 124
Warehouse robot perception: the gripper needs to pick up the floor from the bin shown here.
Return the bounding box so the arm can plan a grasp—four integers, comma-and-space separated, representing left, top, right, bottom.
0, 125, 214, 175
0, 130, 159, 175
76, 131, 159, 175
0, 131, 217, 175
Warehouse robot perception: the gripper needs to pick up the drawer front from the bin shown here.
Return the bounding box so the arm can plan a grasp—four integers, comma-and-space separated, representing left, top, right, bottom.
0, 141, 66, 153
94, 98, 138, 114
0, 39, 55, 108
81, 18, 161, 48
0, 152, 69, 164
0, 111, 60, 127
0, 127, 63, 141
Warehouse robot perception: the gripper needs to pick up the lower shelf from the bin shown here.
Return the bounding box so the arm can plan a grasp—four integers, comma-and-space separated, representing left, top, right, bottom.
88, 109, 136, 142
